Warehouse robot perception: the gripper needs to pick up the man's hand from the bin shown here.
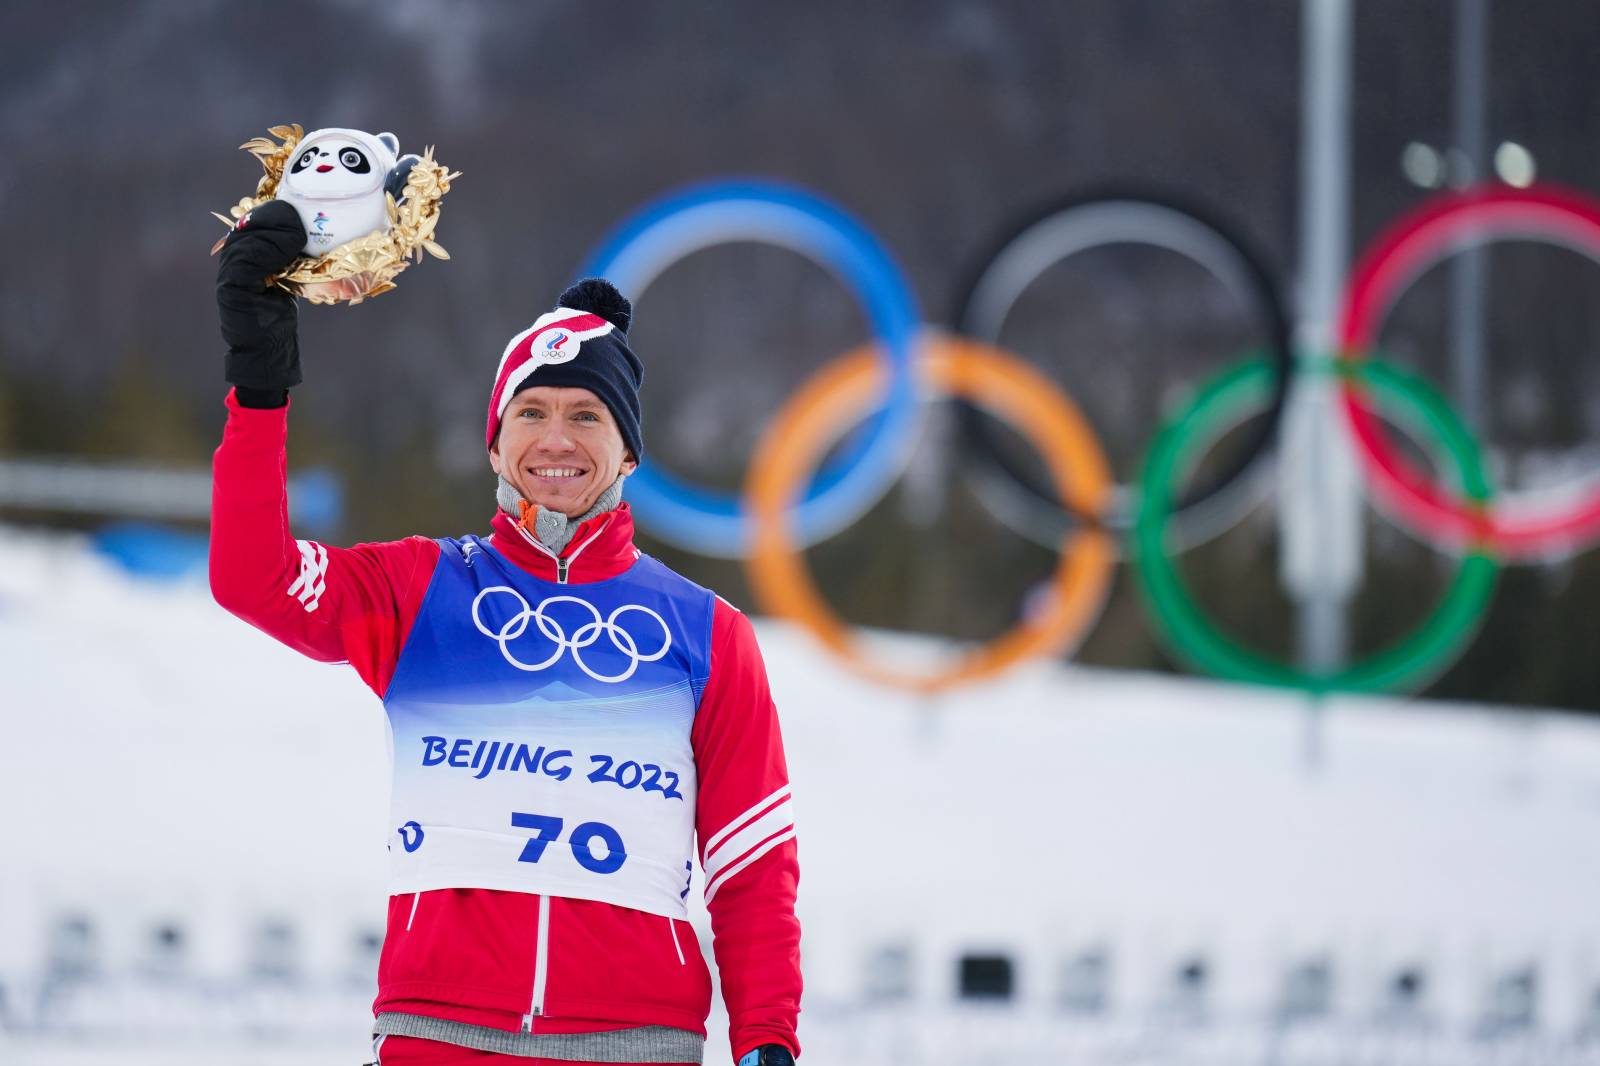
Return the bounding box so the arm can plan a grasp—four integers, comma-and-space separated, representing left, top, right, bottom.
737, 1047, 795, 1066
216, 199, 307, 406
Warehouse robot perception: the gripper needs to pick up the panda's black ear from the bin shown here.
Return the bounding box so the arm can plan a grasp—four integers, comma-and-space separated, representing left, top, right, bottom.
385, 154, 422, 204
377, 132, 400, 156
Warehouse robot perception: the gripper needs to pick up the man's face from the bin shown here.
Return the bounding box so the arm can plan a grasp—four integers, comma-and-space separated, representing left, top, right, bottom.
491, 386, 636, 519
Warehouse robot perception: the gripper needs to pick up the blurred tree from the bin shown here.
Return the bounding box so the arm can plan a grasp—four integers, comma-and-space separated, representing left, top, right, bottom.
78, 353, 211, 465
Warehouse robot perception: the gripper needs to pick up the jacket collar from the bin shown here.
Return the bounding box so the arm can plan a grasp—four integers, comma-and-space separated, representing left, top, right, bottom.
488, 501, 641, 583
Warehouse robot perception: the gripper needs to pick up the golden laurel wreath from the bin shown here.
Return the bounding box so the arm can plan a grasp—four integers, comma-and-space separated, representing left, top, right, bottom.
210, 124, 461, 305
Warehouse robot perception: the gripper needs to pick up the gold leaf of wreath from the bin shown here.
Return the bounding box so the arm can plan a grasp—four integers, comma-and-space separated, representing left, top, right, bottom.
210, 125, 460, 306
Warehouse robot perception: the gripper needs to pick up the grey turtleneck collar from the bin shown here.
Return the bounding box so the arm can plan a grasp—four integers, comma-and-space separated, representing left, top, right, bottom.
496, 475, 626, 554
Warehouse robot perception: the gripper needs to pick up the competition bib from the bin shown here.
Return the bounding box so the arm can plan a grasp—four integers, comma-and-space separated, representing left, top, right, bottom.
382, 537, 714, 918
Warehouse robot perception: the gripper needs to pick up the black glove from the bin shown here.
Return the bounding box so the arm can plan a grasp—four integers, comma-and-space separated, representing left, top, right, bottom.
737, 1047, 795, 1066
216, 199, 307, 407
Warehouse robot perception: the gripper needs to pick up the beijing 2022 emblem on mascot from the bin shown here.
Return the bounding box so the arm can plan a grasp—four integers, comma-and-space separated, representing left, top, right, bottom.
211, 124, 460, 305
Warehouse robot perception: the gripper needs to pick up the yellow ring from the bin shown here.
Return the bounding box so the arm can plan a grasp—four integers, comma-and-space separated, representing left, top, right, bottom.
744, 333, 1118, 693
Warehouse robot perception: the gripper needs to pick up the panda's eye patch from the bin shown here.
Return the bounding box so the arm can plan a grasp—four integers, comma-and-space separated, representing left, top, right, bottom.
338, 148, 371, 173
292, 149, 318, 172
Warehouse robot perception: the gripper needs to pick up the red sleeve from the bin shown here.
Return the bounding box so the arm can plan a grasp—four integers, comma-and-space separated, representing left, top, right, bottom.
208, 388, 440, 697
691, 598, 802, 1062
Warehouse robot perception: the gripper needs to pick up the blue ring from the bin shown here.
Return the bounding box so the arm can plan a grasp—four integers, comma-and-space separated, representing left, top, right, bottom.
579, 179, 921, 557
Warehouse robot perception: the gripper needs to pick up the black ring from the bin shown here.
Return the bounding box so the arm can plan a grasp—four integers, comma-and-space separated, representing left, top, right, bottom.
951, 188, 1293, 547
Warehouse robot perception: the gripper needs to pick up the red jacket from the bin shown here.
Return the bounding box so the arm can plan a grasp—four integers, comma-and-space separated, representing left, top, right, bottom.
209, 390, 801, 1061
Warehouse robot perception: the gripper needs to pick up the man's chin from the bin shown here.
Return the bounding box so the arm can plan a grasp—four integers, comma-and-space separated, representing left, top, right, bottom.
521, 490, 585, 519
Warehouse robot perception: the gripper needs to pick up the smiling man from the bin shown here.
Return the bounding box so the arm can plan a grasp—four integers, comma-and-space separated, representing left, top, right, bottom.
209, 200, 801, 1066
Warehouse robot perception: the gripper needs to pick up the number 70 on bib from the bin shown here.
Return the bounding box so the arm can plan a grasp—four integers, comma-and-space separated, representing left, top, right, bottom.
512, 811, 627, 875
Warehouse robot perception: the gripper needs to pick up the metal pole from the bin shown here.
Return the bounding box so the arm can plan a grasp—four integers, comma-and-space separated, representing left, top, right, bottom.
1451, 0, 1490, 430
1283, 0, 1361, 678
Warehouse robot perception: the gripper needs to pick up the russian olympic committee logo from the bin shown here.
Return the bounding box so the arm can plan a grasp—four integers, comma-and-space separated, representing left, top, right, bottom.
532, 325, 581, 366
471, 587, 672, 683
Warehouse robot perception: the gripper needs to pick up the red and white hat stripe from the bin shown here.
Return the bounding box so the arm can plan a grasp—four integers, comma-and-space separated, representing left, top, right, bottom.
485, 309, 614, 448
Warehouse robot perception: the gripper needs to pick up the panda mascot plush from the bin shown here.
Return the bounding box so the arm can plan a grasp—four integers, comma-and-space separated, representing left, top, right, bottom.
275, 128, 420, 256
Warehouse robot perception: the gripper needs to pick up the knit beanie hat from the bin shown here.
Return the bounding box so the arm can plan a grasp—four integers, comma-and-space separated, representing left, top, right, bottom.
485, 278, 644, 461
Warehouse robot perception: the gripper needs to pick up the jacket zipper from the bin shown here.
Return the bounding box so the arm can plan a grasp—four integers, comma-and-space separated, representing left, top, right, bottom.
522, 893, 551, 1032
511, 516, 613, 1030
514, 515, 612, 587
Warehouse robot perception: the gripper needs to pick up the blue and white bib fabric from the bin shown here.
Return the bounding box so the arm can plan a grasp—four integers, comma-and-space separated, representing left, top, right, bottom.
383, 536, 715, 918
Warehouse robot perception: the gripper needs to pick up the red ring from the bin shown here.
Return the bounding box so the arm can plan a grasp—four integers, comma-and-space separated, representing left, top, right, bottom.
1337, 183, 1600, 558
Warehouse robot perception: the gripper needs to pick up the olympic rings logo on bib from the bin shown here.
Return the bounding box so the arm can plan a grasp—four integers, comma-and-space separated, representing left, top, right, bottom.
471, 587, 672, 683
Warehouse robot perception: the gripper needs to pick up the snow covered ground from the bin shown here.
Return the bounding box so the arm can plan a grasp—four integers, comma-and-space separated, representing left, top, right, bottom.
4, 523, 1600, 1064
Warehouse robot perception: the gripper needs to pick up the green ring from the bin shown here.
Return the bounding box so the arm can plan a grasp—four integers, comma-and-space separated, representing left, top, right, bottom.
1133, 356, 1499, 694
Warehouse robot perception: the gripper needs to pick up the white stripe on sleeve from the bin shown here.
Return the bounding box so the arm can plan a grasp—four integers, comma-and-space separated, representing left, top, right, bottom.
702, 789, 795, 903
703, 784, 790, 859
704, 827, 796, 906
286, 539, 328, 613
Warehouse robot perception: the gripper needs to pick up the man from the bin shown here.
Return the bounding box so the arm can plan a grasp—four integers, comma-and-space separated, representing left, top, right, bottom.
210, 200, 801, 1066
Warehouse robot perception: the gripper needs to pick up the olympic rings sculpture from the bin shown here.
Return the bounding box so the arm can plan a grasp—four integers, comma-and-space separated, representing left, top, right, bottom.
581, 180, 922, 558
1134, 357, 1499, 694
954, 190, 1293, 553
1338, 184, 1600, 559
746, 335, 1116, 694
572, 179, 1600, 695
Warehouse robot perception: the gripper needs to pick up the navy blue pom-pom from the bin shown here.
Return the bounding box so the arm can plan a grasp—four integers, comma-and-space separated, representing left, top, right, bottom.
558, 277, 632, 333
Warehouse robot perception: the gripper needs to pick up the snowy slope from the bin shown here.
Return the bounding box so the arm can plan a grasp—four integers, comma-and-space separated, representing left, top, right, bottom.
4, 523, 1600, 1064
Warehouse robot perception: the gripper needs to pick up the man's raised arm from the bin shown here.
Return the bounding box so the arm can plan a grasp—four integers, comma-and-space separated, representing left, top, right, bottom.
208, 200, 437, 697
